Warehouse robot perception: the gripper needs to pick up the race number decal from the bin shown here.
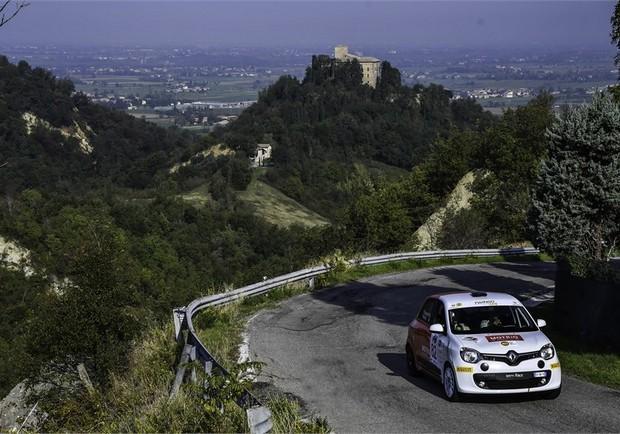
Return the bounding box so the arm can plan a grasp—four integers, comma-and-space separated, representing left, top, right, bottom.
485, 334, 523, 342
430, 333, 439, 364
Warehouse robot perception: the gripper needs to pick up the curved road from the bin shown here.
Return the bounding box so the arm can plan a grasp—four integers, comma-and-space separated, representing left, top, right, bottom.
247, 261, 620, 432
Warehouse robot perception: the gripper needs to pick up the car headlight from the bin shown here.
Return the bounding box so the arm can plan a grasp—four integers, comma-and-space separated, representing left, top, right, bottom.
460, 347, 481, 363
540, 344, 555, 360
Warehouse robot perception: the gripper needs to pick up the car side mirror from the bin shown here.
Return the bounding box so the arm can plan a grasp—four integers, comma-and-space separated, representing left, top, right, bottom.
430, 323, 444, 333
537, 319, 547, 328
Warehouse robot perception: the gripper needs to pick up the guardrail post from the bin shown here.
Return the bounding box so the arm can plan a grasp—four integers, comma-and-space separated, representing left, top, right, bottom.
308, 276, 315, 290
204, 360, 213, 376
203, 360, 213, 400
173, 308, 186, 342
189, 345, 197, 384
247, 406, 273, 434
170, 343, 194, 398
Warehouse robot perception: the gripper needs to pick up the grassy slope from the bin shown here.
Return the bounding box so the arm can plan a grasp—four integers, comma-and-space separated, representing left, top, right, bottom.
238, 178, 330, 228
360, 159, 409, 180
179, 183, 211, 207
236, 158, 405, 229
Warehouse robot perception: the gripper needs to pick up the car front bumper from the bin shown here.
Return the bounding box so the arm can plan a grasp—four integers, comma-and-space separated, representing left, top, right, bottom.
454, 357, 562, 394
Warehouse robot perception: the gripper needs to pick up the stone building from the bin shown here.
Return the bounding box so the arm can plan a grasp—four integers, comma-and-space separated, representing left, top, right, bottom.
250, 143, 272, 167
334, 45, 381, 88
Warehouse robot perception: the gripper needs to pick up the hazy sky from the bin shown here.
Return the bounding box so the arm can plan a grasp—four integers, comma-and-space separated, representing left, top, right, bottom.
0, 1, 615, 49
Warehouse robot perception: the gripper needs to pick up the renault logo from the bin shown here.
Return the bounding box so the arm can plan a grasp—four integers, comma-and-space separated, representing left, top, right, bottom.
507, 351, 518, 364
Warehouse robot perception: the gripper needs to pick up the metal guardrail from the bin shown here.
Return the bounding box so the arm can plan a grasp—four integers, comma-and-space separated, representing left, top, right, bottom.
170, 247, 539, 433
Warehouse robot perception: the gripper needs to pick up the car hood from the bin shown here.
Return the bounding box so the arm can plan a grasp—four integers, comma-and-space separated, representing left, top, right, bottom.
454, 331, 550, 353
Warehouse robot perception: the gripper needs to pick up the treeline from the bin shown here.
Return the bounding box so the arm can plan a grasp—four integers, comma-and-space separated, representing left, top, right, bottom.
214, 58, 494, 218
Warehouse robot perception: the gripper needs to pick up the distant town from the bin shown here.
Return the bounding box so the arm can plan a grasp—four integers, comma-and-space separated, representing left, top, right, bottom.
2, 44, 615, 126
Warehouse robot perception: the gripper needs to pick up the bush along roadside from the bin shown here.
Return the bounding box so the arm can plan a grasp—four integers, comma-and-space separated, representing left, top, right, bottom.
529, 302, 620, 390
193, 284, 332, 433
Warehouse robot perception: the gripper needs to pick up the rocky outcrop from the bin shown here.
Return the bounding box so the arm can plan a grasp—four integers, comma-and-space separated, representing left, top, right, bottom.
0, 382, 47, 432
21, 112, 94, 155
169, 143, 235, 174
413, 171, 476, 249
0, 235, 34, 277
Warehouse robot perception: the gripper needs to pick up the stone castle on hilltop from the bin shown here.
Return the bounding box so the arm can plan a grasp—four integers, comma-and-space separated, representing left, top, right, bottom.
334, 45, 381, 88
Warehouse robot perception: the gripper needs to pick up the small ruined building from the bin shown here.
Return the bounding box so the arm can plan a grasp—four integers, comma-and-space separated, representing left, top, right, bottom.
334, 45, 381, 88
250, 143, 272, 167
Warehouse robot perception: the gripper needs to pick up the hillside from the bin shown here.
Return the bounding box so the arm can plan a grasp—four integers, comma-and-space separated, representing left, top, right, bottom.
0, 57, 337, 413
238, 178, 330, 228
0, 58, 199, 194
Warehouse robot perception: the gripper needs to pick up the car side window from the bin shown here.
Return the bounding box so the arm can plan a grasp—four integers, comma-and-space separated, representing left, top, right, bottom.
431, 301, 446, 327
417, 299, 435, 324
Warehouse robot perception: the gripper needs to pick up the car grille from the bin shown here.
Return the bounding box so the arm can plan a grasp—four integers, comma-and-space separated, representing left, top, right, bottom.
473, 370, 551, 390
481, 350, 539, 366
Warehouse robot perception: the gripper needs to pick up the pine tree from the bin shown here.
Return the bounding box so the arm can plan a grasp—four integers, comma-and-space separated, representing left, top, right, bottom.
530, 93, 620, 263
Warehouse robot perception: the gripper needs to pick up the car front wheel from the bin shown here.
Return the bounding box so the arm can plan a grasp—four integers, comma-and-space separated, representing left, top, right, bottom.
443, 365, 461, 402
545, 385, 561, 400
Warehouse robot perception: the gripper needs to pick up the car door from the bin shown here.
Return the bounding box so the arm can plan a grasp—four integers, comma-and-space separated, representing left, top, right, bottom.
429, 300, 449, 375
412, 298, 436, 372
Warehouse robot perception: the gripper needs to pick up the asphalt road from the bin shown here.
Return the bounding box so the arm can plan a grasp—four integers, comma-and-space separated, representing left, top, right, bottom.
247, 261, 620, 433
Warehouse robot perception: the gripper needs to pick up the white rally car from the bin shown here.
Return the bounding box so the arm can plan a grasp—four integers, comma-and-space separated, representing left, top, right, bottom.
406, 291, 561, 401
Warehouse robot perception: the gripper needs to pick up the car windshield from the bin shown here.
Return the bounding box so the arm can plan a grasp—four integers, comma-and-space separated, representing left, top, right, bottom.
448, 305, 538, 335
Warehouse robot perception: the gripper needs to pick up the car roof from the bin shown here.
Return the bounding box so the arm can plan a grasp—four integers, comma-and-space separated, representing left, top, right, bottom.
432, 291, 522, 309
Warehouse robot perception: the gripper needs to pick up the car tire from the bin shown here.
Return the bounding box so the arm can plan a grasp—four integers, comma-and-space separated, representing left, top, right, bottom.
443, 364, 461, 402
545, 385, 561, 400
406, 344, 421, 377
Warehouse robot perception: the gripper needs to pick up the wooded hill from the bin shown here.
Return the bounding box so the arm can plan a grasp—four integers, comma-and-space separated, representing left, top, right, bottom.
209, 57, 495, 218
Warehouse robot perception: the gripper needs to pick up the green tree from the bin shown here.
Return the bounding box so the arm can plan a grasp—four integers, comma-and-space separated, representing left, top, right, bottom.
420, 130, 479, 198
471, 93, 554, 245
28, 210, 142, 384
378, 61, 401, 89
438, 207, 490, 250
609, 2, 620, 99
344, 183, 413, 252
342, 169, 435, 252
612, 1, 620, 75
304, 55, 334, 86
530, 93, 620, 263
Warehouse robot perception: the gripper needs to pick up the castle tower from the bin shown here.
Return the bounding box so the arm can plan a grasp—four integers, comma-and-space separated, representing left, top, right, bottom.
333, 45, 381, 88
334, 45, 349, 60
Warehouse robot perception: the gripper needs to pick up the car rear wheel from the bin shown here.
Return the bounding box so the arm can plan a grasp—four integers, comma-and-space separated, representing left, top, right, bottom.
406, 344, 421, 377
443, 365, 461, 402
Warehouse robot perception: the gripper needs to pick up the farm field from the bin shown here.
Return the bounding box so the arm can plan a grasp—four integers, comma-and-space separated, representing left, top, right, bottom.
73, 73, 291, 103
